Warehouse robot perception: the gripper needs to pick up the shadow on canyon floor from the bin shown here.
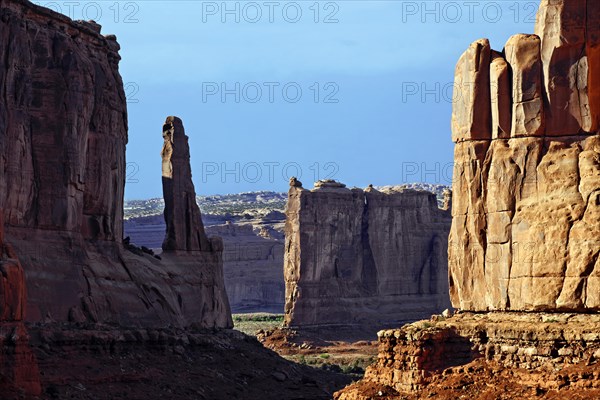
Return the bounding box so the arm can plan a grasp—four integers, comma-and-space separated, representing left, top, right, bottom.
3, 323, 353, 400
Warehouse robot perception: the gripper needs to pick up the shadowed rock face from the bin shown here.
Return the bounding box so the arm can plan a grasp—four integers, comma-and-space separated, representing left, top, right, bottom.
0, 0, 232, 328
0, 212, 42, 396
284, 180, 452, 330
449, 0, 600, 311
161, 116, 211, 252
0, 211, 25, 322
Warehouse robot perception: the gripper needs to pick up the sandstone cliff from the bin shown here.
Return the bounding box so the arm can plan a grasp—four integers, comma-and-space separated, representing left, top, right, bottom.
335, 2, 600, 399
0, 0, 231, 328
207, 222, 285, 313
284, 180, 452, 331
450, 0, 600, 312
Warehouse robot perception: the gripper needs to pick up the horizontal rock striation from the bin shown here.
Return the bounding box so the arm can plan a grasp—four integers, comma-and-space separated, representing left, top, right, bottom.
449, 0, 600, 312
0, 0, 231, 328
284, 180, 452, 331
207, 222, 285, 314
335, 312, 600, 399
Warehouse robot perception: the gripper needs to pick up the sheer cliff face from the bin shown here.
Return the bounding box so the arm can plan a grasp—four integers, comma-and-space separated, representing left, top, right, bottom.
284, 182, 452, 329
0, 0, 126, 240
0, 0, 232, 328
449, 0, 600, 312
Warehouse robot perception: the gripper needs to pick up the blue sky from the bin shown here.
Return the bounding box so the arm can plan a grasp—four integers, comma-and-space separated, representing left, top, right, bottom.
36, 1, 537, 199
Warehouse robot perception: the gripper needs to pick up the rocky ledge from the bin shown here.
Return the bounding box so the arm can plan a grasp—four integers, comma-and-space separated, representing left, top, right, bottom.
335, 312, 600, 399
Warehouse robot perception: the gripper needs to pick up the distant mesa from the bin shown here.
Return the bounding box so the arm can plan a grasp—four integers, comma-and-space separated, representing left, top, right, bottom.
284, 180, 452, 333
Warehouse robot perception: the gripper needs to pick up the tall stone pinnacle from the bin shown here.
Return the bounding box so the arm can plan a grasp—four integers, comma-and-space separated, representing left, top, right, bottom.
161, 116, 211, 252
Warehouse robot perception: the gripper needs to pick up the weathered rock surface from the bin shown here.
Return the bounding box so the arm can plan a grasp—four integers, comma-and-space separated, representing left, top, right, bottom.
0, 212, 41, 397
335, 313, 600, 399
505, 34, 544, 137
0, 0, 231, 328
207, 222, 285, 313
124, 215, 287, 314
284, 181, 452, 331
0, 323, 42, 397
535, 0, 600, 135
451, 39, 492, 142
449, 0, 600, 311
0, 211, 25, 322
161, 116, 211, 252
335, 1, 600, 399
490, 51, 512, 139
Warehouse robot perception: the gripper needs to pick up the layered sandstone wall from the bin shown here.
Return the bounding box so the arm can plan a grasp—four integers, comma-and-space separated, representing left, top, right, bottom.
0, 0, 231, 328
207, 222, 285, 313
450, 0, 600, 312
284, 180, 452, 330
336, 312, 600, 399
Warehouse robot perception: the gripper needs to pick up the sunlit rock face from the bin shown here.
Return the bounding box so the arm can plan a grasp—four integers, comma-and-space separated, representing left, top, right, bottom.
284, 180, 452, 330
0, 0, 231, 328
449, 0, 600, 312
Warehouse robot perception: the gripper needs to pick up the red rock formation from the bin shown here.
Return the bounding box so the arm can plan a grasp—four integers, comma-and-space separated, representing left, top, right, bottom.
0, 212, 41, 396
0, 0, 231, 328
0, 210, 25, 322
161, 116, 211, 252
335, 2, 600, 399
335, 313, 600, 399
449, 0, 600, 312
535, 0, 600, 135
0, 323, 42, 397
284, 180, 451, 331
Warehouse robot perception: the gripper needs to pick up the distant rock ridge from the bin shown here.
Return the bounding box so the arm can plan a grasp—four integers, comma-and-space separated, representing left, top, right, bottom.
0, 0, 231, 329
206, 221, 285, 314
284, 179, 452, 331
449, 0, 600, 312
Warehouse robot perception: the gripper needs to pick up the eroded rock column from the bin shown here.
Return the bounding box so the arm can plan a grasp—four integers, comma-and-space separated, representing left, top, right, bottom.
449, 0, 600, 312
161, 116, 211, 252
